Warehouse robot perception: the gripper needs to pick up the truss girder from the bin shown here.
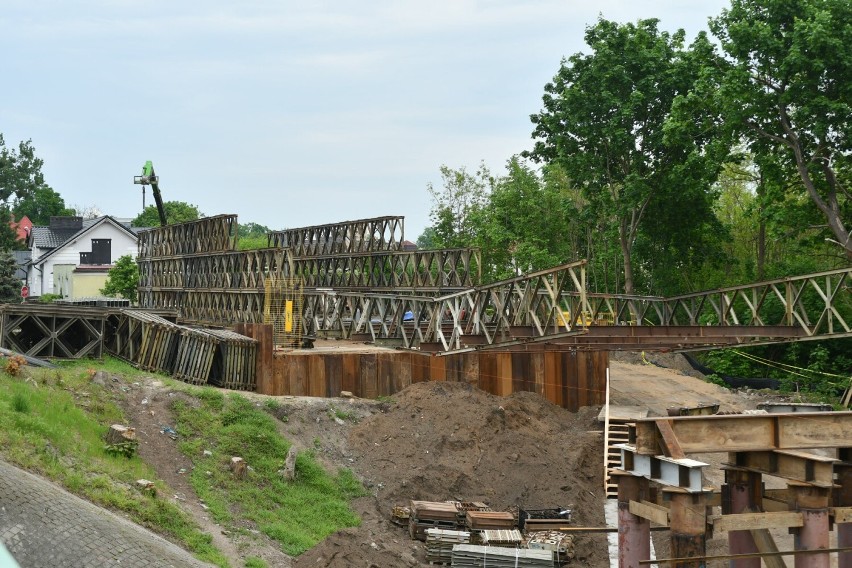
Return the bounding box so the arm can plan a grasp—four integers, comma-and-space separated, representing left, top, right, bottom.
659, 267, 852, 338
137, 248, 293, 290
137, 214, 238, 259
0, 305, 106, 359
293, 248, 481, 289
267, 216, 405, 256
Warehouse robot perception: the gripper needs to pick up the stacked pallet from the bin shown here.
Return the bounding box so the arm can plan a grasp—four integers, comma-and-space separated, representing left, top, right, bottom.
455, 501, 490, 524
481, 529, 522, 548
425, 528, 469, 564
450, 545, 554, 567
409, 501, 461, 541
527, 531, 574, 563
465, 511, 515, 531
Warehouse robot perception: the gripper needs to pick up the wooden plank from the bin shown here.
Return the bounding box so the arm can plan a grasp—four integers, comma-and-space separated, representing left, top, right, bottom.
496, 352, 512, 396
288, 356, 308, 396
562, 351, 577, 411
479, 352, 497, 395
531, 352, 545, 396
360, 354, 378, 399
544, 352, 558, 406
309, 355, 326, 397
395, 352, 412, 393
254, 324, 274, 395
633, 412, 852, 454
462, 353, 479, 386
629, 500, 670, 526
376, 353, 393, 397
429, 355, 446, 382
833, 507, 852, 523
342, 354, 358, 395
325, 354, 342, 397
711, 511, 803, 532
727, 449, 836, 487
750, 528, 785, 568
656, 419, 686, 459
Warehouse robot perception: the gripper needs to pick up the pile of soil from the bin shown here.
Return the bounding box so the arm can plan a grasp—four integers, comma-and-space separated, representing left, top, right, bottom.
294, 381, 609, 568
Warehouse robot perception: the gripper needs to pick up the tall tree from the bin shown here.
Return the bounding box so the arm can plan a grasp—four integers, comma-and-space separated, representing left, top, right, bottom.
426, 164, 492, 250
0, 135, 47, 205
13, 185, 74, 225
0, 250, 21, 304
710, 0, 852, 259
131, 201, 202, 227
527, 19, 730, 296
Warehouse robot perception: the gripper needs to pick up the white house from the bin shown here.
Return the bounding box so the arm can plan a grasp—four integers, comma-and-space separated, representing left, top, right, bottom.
27, 216, 145, 299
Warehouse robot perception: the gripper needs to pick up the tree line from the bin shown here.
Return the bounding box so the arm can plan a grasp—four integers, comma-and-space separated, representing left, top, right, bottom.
420, 0, 850, 397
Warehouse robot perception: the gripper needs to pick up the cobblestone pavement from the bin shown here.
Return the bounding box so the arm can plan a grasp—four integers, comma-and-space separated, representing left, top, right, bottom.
0, 460, 214, 567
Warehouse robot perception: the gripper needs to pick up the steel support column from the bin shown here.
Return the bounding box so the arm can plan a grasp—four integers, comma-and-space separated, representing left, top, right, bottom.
837, 452, 852, 568
668, 489, 710, 568
722, 468, 761, 568
789, 482, 830, 568
617, 474, 651, 568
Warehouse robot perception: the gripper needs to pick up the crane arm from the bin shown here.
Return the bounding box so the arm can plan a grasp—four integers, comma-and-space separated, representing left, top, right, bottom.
133, 160, 168, 226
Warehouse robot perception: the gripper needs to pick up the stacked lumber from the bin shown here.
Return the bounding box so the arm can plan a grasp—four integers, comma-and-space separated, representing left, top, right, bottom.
450, 545, 554, 567
455, 501, 491, 524
481, 529, 522, 548
425, 528, 469, 564
409, 501, 461, 541
465, 511, 515, 531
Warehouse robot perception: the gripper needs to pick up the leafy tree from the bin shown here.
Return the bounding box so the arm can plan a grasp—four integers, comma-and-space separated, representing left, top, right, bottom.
415, 227, 438, 249
131, 201, 202, 227
0, 135, 47, 205
0, 250, 21, 304
710, 0, 852, 260
238, 222, 271, 239
527, 19, 731, 296
101, 255, 139, 303
426, 164, 492, 249
13, 185, 74, 225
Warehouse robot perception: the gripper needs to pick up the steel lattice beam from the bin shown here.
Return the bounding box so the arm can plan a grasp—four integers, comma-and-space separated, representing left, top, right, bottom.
267, 216, 404, 255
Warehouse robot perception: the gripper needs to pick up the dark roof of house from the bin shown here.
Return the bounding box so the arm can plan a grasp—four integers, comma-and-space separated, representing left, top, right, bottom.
30, 218, 100, 249
29, 216, 139, 265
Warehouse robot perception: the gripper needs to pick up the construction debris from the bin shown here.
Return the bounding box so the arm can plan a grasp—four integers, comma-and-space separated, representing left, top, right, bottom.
230, 457, 246, 479
409, 501, 459, 541
465, 511, 515, 531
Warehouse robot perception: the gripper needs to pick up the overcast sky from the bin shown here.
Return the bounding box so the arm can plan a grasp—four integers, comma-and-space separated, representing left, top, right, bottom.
1, 1, 729, 240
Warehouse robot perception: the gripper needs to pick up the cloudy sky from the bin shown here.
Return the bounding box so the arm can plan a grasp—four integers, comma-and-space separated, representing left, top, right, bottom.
1, 1, 728, 240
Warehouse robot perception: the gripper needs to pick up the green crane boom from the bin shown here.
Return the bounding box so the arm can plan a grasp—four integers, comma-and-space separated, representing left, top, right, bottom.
133, 160, 168, 226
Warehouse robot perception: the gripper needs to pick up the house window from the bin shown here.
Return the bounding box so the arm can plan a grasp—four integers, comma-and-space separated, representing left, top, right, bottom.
80, 239, 112, 265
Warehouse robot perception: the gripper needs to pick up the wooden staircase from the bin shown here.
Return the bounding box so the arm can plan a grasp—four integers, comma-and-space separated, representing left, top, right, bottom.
605, 420, 631, 498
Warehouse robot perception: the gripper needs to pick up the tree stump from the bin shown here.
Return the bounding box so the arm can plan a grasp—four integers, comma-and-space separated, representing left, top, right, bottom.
281, 446, 297, 481
105, 424, 136, 445
230, 457, 247, 479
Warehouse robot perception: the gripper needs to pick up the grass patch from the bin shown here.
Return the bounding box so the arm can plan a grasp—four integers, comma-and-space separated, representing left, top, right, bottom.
0, 362, 229, 567
172, 392, 366, 556
244, 558, 268, 568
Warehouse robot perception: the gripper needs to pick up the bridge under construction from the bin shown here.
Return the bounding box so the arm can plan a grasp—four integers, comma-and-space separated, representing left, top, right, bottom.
2, 214, 849, 405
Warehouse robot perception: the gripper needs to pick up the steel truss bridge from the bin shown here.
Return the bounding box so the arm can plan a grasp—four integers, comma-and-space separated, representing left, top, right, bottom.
135, 215, 852, 354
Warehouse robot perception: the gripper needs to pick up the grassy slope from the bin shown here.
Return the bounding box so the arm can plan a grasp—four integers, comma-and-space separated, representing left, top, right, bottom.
0, 357, 365, 566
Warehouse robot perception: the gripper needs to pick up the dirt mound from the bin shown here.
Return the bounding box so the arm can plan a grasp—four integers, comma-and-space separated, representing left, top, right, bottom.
611, 351, 705, 379
295, 381, 609, 568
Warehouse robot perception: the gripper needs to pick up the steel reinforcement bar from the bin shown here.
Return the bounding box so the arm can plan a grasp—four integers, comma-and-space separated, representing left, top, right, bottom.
267, 215, 405, 256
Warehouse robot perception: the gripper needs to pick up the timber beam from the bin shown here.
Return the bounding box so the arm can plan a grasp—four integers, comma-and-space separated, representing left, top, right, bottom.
710, 511, 803, 533
631, 412, 852, 454
726, 450, 837, 487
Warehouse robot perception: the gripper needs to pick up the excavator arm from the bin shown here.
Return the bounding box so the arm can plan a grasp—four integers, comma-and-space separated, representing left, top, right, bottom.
133, 160, 168, 226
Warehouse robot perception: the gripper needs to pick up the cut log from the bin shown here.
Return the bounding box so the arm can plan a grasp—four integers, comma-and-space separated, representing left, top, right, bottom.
281, 446, 297, 481
230, 456, 247, 479
105, 424, 136, 445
